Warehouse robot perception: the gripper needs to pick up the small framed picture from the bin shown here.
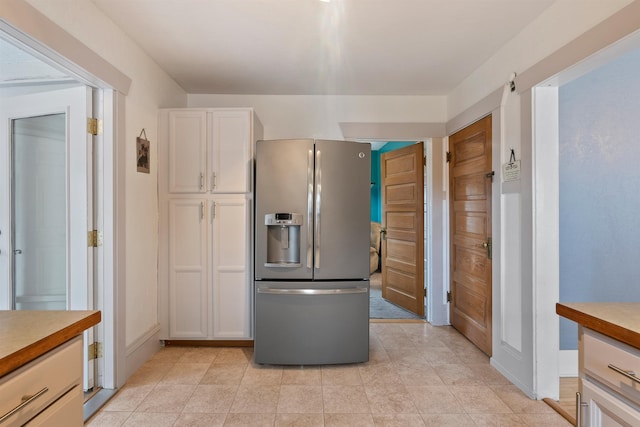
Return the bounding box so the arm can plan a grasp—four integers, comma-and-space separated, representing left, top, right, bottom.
137, 136, 150, 173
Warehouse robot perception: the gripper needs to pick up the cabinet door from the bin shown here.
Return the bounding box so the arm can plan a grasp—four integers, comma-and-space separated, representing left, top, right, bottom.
211, 198, 250, 338
169, 110, 207, 193
209, 110, 251, 193
169, 199, 208, 338
582, 379, 640, 426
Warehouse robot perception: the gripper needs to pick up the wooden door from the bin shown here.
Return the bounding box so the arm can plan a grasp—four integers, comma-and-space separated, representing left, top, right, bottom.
449, 115, 493, 356
381, 142, 424, 316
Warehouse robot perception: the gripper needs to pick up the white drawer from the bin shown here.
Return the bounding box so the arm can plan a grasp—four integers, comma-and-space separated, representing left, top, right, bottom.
0, 336, 82, 426
25, 385, 83, 427
583, 328, 640, 406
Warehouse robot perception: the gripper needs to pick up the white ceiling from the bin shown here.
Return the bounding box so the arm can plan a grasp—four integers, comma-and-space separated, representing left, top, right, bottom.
90, 0, 556, 95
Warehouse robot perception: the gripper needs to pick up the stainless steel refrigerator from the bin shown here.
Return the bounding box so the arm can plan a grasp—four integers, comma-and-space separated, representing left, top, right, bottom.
254, 139, 371, 365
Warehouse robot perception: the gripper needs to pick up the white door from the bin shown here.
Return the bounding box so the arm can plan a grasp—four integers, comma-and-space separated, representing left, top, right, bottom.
209, 110, 251, 193
168, 198, 208, 338
0, 86, 95, 387
168, 110, 207, 194
11, 113, 67, 310
211, 197, 249, 338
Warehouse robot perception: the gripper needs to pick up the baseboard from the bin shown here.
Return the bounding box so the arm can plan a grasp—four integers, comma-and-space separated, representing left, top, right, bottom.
559, 349, 578, 377
125, 324, 161, 380
163, 339, 254, 347
490, 357, 536, 399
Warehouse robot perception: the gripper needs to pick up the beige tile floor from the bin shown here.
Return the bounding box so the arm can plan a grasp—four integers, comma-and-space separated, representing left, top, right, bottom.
86, 322, 571, 426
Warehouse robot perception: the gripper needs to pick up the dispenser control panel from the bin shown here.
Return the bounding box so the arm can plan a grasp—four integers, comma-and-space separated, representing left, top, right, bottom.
265, 213, 302, 226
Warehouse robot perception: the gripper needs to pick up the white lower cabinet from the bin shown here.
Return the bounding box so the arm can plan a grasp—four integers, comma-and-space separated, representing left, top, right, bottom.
168, 199, 208, 339
582, 379, 640, 426
579, 327, 640, 426
210, 198, 250, 338
0, 336, 83, 426
164, 196, 251, 340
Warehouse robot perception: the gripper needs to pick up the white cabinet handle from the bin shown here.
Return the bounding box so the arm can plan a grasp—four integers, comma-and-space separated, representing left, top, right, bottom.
199, 173, 204, 190
0, 387, 48, 423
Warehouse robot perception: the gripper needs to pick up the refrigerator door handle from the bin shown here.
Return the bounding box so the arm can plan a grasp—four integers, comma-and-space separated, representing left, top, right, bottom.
307, 149, 314, 269
314, 149, 321, 269
257, 287, 368, 295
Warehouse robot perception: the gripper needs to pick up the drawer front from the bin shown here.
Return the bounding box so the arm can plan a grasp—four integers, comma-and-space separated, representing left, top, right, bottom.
25, 385, 83, 427
583, 329, 640, 406
0, 336, 82, 426
582, 378, 640, 426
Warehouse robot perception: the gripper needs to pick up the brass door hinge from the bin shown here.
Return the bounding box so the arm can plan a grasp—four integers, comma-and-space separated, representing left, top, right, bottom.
88, 230, 103, 247
87, 117, 102, 135
446, 152, 452, 163
88, 342, 103, 360
446, 291, 451, 303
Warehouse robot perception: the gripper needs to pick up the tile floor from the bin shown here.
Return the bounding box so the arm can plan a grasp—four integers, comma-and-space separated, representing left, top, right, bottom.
86, 322, 571, 426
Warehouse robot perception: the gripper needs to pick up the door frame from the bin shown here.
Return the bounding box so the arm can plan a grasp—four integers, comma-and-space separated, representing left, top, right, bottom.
362, 138, 449, 325
0, 4, 131, 390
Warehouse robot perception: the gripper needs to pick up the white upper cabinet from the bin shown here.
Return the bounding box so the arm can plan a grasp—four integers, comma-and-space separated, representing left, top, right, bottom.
210, 110, 252, 193
168, 109, 260, 194
168, 110, 207, 193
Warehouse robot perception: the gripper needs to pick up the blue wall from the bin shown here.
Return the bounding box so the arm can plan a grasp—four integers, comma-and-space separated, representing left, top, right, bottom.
370, 142, 415, 222
371, 150, 381, 222
559, 48, 640, 350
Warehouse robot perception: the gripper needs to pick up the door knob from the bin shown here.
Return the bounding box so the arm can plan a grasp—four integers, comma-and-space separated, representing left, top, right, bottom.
481, 238, 492, 260
14, 249, 22, 254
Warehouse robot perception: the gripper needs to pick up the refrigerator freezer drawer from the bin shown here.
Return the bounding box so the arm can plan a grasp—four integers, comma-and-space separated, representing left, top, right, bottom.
254, 281, 369, 365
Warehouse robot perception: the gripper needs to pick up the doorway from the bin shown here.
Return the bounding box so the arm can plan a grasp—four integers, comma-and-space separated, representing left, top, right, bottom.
0, 34, 113, 412
1, 84, 100, 389
369, 141, 426, 320
532, 39, 640, 409
11, 114, 67, 310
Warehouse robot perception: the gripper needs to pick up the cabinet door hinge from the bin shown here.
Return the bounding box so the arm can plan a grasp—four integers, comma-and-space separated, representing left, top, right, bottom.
88, 230, 103, 247
446, 291, 451, 303
88, 342, 103, 360
87, 118, 103, 135
446, 152, 452, 163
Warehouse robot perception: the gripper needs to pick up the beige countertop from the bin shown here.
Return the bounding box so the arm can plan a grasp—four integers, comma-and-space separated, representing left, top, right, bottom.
556, 302, 640, 350
0, 310, 101, 377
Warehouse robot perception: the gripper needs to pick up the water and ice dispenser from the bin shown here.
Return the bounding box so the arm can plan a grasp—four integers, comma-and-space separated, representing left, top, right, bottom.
264, 213, 303, 267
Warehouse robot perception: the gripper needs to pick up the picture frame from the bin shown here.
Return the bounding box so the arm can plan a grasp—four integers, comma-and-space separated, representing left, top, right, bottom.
137, 135, 150, 173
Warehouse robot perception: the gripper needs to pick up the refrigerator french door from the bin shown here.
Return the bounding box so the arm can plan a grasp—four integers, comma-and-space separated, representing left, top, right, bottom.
254, 139, 371, 365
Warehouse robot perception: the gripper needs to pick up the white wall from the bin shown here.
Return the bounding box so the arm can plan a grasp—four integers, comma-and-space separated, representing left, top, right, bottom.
447, 0, 634, 119
188, 94, 446, 139
24, 0, 188, 349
